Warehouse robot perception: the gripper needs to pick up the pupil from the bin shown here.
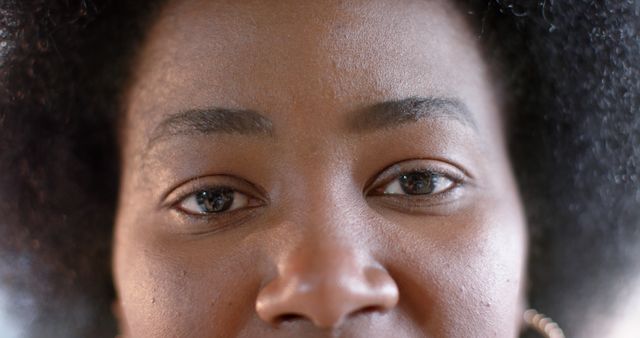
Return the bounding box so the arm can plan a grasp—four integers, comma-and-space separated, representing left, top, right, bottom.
399, 172, 436, 195
196, 188, 234, 213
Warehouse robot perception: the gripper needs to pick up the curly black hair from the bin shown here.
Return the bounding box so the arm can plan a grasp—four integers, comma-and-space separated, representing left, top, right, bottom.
0, 1, 638, 337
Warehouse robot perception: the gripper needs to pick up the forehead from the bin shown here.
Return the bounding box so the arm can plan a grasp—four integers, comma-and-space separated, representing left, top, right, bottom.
124, 0, 499, 148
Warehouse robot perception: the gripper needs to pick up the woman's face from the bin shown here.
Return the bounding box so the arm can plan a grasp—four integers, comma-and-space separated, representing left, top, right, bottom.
113, 0, 527, 337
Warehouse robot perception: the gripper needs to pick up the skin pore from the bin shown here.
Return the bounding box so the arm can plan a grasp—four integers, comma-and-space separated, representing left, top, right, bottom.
113, 0, 527, 337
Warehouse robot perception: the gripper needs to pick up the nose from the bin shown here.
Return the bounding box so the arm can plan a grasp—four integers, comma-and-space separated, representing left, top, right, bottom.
255, 244, 399, 328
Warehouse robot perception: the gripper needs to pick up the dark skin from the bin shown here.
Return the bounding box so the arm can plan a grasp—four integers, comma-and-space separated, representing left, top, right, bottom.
113, 0, 527, 337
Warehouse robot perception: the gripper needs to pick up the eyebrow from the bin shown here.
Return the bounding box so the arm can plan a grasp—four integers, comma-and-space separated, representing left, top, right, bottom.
148, 107, 273, 148
348, 96, 477, 133
145, 96, 475, 152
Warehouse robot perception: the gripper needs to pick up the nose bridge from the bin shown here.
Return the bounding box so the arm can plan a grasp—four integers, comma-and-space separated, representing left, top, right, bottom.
284, 169, 367, 274
280, 131, 354, 210
291, 159, 360, 234
281, 234, 363, 287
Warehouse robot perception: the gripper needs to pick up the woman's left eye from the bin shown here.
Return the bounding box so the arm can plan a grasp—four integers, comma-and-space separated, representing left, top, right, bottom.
178, 187, 250, 215
381, 171, 455, 195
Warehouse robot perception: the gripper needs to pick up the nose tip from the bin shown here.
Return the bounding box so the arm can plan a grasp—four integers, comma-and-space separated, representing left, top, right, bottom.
255, 263, 399, 328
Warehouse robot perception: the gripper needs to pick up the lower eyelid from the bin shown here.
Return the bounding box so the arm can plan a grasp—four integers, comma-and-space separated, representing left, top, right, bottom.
377, 171, 458, 195
370, 183, 466, 210
162, 174, 268, 206
175, 189, 243, 215
167, 206, 264, 236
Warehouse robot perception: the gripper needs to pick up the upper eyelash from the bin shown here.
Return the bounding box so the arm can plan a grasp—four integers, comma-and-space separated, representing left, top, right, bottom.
166, 161, 469, 216
381, 174, 459, 197
161, 173, 268, 207
171, 185, 226, 208
369, 167, 465, 194
173, 192, 252, 221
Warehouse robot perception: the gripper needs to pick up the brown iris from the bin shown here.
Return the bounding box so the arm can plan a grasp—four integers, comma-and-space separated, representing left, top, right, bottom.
398, 172, 439, 195
195, 188, 235, 213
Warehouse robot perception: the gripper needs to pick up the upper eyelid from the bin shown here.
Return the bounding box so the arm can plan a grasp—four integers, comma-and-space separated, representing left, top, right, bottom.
372, 172, 462, 198
175, 189, 250, 215
365, 159, 470, 193
161, 175, 267, 210
171, 188, 267, 221
161, 160, 472, 207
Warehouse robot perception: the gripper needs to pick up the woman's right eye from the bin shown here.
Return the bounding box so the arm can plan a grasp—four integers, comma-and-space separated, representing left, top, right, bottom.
177, 187, 250, 215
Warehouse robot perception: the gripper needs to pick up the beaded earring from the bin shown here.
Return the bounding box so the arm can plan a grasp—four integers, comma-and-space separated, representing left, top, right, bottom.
524, 308, 566, 338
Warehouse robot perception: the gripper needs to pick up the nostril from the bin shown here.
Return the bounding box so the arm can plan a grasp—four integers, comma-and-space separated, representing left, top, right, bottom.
274, 313, 306, 325
349, 305, 385, 318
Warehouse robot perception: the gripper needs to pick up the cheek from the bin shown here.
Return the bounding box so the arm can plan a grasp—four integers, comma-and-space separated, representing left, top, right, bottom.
386, 199, 526, 337
113, 221, 265, 337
